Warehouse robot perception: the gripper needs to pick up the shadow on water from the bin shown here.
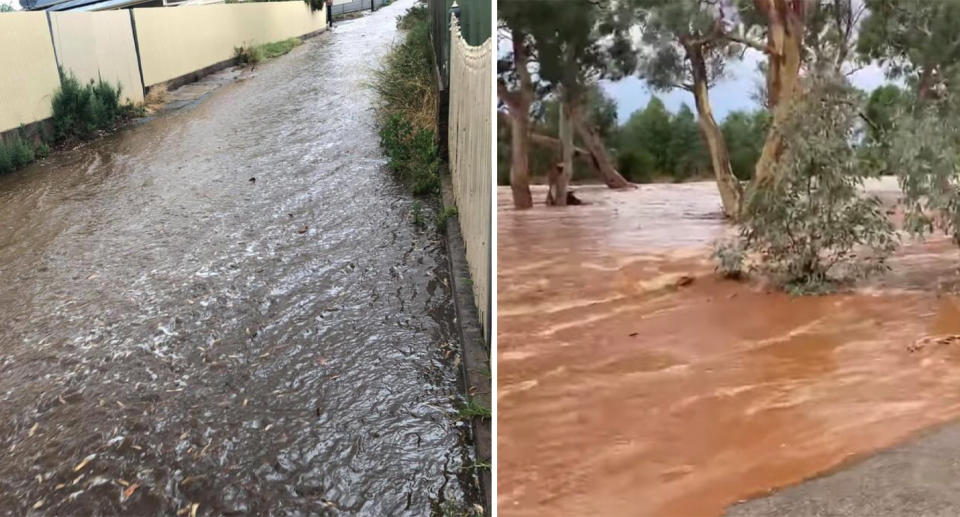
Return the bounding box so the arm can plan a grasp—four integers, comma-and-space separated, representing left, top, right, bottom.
0, 1, 480, 515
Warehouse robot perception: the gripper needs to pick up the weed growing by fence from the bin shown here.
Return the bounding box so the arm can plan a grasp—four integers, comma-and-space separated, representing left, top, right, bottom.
374, 4, 439, 195
51, 69, 133, 142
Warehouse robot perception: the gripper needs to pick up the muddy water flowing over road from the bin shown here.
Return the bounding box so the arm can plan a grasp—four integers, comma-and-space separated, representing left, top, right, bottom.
498, 183, 960, 516
0, 2, 478, 515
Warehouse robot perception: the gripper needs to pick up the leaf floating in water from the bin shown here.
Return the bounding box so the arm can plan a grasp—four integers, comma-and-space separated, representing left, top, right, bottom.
32, 499, 44, 510
74, 454, 96, 472
28, 423, 38, 437
123, 482, 139, 500
190, 503, 199, 517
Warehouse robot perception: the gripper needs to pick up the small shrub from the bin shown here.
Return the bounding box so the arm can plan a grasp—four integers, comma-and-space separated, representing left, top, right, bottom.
234, 44, 263, 66
0, 136, 45, 175
0, 145, 12, 175
51, 69, 127, 141
721, 76, 898, 293
712, 238, 745, 279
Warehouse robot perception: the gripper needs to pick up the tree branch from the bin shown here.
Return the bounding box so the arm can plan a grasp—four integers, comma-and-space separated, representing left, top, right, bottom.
723, 32, 770, 54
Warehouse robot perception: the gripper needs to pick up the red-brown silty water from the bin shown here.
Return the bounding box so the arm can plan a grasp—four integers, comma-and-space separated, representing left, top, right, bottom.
498, 182, 960, 516
0, 2, 480, 514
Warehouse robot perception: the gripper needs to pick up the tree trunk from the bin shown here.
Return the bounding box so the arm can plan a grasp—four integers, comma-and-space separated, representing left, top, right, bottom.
503, 29, 534, 209
917, 65, 937, 101
688, 45, 743, 219
751, 0, 806, 186
510, 111, 533, 209
570, 105, 633, 189
547, 100, 575, 206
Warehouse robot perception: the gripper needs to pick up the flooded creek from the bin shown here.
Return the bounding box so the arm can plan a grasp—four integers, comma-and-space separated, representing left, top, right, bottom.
0, 1, 479, 515
497, 182, 960, 516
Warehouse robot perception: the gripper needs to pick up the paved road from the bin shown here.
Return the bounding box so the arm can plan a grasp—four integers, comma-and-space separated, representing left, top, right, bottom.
0, 2, 479, 515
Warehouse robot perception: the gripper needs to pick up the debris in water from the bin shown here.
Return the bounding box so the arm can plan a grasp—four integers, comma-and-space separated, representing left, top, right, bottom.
28, 423, 38, 437
32, 499, 44, 510
675, 275, 695, 287
297, 225, 309, 234
74, 454, 96, 473
249, 177, 256, 183
123, 482, 139, 500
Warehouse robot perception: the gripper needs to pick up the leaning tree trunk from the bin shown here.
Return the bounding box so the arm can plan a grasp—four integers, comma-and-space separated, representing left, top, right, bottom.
751, 0, 806, 186
689, 45, 743, 219
547, 100, 575, 206
570, 105, 633, 189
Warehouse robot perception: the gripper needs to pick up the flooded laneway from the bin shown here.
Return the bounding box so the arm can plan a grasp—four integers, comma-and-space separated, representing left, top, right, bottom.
498, 182, 960, 516
0, 1, 479, 514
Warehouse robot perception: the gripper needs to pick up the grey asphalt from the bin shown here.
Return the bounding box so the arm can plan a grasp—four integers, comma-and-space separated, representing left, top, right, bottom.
724, 420, 960, 517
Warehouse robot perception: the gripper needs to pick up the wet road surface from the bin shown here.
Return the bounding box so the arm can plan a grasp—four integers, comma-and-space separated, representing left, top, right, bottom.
497, 182, 960, 516
0, 2, 479, 515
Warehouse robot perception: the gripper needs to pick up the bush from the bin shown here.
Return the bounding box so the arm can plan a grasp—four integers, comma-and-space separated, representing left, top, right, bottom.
720, 77, 898, 293
885, 95, 960, 244
234, 44, 263, 66
0, 136, 44, 175
51, 69, 127, 141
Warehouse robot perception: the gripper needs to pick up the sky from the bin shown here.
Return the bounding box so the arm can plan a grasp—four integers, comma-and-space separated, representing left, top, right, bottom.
601, 49, 892, 123
0, 0, 21, 8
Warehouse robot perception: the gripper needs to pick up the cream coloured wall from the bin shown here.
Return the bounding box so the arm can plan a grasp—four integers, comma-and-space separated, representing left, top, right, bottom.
0, 13, 61, 134
49, 11, 144, 104
134, 1, 327, 87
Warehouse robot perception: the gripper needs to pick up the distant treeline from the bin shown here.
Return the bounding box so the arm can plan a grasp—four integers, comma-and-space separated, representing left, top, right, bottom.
498, 83, 905, 186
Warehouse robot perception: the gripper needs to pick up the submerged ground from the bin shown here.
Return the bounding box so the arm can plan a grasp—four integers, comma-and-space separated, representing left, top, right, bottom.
0, 2, 480, 515
498, 181, 960, 516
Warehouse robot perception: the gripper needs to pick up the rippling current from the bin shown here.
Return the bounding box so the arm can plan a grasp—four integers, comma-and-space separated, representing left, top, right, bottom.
0, 2, 479, 514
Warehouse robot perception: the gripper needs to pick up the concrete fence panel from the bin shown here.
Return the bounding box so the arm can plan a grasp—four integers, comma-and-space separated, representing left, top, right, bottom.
0, 13, 61, 134
133, 2, 327, 87
49, 11, 144, 104
448, 17, 490, 333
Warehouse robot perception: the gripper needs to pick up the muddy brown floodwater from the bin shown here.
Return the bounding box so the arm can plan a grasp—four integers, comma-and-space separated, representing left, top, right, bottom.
0, 2, 481, 515
498, 182, 960, 517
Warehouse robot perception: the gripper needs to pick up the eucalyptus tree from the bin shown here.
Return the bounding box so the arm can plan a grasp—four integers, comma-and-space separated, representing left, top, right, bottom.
857, 0, 960, 101
497, 7, 538, 209
628, 0, 747, 218
499, 0, 632, 208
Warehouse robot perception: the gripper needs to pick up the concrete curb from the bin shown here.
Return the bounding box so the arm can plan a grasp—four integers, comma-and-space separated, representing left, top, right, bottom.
440, 172, 491, 513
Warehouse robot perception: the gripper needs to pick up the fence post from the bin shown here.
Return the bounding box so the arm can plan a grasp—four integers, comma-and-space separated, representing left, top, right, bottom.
128, 9, 147, 99
45, 11, 63, 86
